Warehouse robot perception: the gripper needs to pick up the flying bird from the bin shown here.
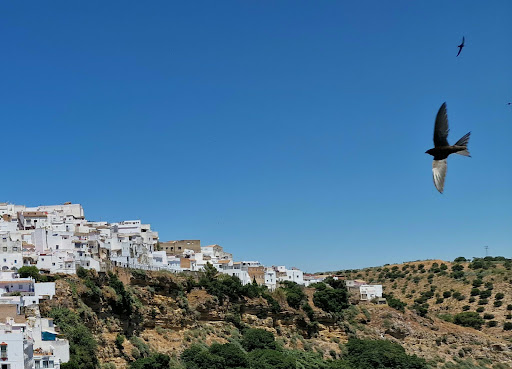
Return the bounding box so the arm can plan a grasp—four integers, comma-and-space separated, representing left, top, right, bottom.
425, 103, 471, 193
456, 36, 465, 56
507, 102, 511, 105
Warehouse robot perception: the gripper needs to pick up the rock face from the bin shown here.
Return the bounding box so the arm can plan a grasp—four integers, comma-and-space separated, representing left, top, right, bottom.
40, 268, 512, 368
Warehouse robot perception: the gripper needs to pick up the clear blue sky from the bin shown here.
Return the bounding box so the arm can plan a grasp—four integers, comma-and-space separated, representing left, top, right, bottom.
1, 1, 511, 272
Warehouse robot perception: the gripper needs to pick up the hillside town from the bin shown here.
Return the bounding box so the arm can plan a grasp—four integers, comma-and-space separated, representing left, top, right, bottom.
0, 202, 382, 368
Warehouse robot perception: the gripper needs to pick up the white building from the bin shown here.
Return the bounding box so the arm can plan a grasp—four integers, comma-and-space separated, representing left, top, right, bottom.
0, 330, 34, 369
359, 284, 383, 301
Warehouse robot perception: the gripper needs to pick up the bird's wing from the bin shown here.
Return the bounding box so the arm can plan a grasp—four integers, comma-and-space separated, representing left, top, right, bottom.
432, 159, 447, 194
434, 102, 450, 147
462, 36, 465, 44
456, 48, 462, 57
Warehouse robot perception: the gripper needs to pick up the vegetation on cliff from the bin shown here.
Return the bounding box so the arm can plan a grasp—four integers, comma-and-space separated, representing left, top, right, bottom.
35, 258, 512, 369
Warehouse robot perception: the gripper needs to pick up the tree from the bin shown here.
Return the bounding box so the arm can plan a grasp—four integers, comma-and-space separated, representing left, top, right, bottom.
453, 312, 484, 330
248, 349, 296, 369
181, 345, 225, 369
280, 281, 307, 309
345, 338, 428, 369
18, 266, 40, 280
49, 308, 98, 369
209, 343, 249, 368
242, 329, 277, 352
314, 288, 349, 313
203, 262, 219, 280
130, 354, 170, 369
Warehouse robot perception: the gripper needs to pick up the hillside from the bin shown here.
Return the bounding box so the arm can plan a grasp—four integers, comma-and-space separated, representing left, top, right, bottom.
38, 259, 512, 369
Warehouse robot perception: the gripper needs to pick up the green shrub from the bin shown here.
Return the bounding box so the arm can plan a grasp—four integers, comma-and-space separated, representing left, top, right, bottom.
248, 349, 295, 369
495, 293, 505, 300
313, 280, 349, 314
18, 266, 42, 281
280, 281, 306, 309
470, 288, 480, 296
115, 334, 125, 350
507, 304, 512, 311
130, 337, 150, 358
130, 353, 170, 369
476, 307, 484, 313
181, 345, 224, 369
242, 329, 277, 352
302, 303, 314, 321
453, 312, 484, 330
478, 298, 488, 305
479, 290, 492, 298
494, 300, 503, 308
504, 322, 512, 331
411, 303, 428, 317
469, 297, 476, 303
443, 291, 452, 298
483, 313, 495, 320
451, 271, 464, 279
452, 264, 464, 272
386, 295, 406, 313
487, 320, 498, 327
345, 338, 428, 369
462, 305, 470, 311
49, 308, 98, 369
209, 343, 249, 368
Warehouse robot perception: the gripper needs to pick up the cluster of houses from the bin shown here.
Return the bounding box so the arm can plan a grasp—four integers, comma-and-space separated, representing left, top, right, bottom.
0, 203, 309, 291
0, 271, 68, 369
0, 201, 383, 368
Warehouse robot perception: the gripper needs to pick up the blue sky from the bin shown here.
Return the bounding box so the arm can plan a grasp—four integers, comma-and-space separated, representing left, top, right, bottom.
1, 1, 511, 272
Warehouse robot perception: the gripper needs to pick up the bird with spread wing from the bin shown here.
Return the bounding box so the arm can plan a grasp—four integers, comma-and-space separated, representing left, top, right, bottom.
425, 103, 471, 193
457, 36, 465, 56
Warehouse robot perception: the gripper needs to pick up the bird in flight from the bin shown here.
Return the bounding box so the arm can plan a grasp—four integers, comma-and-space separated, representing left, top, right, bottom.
507, 102, 512, 105
425, 103, 471, 193
456, 36, 465, 57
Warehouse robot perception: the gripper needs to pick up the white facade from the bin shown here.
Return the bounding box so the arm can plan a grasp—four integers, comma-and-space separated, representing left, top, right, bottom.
264, 268, 277, 290
359, 284, 383, 301
0, 331, 34, 369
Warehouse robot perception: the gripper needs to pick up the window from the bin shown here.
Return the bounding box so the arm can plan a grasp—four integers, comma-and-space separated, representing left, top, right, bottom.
12, 247, 17, 251
0, 344, 7, 359
14, 260, 16, 264
2, 248, 6, 252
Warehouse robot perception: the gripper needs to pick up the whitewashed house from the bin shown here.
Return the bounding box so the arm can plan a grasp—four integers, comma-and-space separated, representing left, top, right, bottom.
359, 284, 383, 301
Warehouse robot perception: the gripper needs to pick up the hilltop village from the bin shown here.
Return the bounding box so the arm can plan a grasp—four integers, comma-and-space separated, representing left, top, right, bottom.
0, 202, 385, 368
0, 202, 382, 297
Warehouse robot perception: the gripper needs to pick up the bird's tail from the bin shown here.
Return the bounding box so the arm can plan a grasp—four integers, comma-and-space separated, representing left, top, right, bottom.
454, 132, 471, 156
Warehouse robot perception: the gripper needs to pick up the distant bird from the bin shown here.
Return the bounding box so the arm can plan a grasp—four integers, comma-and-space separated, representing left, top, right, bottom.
456, 36, 465, 57
425, 103, 471, 193
507, 102, 512, 105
